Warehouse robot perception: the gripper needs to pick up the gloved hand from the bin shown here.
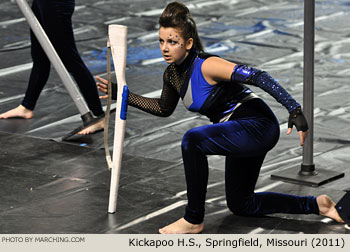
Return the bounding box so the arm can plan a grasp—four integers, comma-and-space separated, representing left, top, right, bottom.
96, 76, 117, 100
286, 106, 309, 146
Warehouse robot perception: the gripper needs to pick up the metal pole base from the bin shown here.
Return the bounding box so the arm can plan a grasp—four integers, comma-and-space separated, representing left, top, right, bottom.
271, 165, 344, 187
56, 113, 104, 141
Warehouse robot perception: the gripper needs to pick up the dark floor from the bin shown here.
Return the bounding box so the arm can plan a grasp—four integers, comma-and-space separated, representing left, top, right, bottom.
0, 0, 349, 234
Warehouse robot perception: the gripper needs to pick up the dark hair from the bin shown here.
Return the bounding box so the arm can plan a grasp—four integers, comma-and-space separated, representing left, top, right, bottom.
159, 2, 204, 52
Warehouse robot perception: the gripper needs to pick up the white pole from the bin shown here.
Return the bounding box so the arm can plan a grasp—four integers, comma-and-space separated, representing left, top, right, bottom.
15, 0, 90, 116
108, 25, 128, 213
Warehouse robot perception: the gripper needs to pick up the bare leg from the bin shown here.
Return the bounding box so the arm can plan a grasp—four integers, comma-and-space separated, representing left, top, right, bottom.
317, 195, 344, 223
0, 105, 34, 119
158, 218, 204, 234
77, 118, 104, 135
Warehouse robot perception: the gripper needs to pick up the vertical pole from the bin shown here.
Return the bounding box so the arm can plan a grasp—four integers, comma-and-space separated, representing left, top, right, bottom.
301, 0, 316, 175
108, 25, 128, 213
270, 0, 344, 186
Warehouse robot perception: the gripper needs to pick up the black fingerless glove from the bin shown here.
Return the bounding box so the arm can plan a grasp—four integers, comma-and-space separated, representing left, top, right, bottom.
111, 82, 117, 100
288, 107, 308, 132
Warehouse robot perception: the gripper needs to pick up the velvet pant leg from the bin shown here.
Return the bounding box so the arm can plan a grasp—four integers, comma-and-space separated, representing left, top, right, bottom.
181, 100, 318, 224
225, 155, 319, 216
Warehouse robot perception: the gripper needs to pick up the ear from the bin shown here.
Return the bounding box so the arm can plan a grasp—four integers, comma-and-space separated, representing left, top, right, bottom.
185, 38, 194, 51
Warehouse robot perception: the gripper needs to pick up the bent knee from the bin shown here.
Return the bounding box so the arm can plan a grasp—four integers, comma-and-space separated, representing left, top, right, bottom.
227, 203, 248, 216
227, 197, 260, 216
182, 128, 205, 151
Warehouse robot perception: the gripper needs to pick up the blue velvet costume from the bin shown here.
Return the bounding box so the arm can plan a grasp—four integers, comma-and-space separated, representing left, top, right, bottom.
124, 49, 319, 224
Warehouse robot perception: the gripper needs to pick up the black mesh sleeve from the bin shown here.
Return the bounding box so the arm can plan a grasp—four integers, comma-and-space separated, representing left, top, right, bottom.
127, 70, 180, 117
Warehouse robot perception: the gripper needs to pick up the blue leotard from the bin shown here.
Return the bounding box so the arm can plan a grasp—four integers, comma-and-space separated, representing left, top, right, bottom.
180, 54, 256, 122
123, 49, 299, 123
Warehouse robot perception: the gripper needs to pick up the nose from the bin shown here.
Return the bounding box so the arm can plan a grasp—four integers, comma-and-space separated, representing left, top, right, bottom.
161, 42, 169, 52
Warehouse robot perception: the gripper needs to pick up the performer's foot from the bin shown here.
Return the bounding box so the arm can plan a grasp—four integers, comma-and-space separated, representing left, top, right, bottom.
159, 218, 204, 234
0, 105, 33, 119
317, 195, 344, 223
77, 118, 104, 135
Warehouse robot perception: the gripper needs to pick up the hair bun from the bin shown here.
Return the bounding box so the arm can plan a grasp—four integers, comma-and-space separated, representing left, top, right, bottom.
161, 2, 190, 19
159, 2, 204, 52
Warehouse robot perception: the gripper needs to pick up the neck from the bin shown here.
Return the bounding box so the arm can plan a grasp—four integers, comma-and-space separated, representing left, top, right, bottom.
176, 51, 190, 65
176, 49, 197, 72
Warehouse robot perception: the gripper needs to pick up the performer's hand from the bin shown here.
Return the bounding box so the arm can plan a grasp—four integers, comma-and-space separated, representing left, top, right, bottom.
95, 76, 109, 99
286, 107, 309, 146
286, 129, 308, 146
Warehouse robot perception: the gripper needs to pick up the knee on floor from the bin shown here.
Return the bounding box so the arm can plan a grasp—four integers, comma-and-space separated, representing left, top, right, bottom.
226, 197, 258, 216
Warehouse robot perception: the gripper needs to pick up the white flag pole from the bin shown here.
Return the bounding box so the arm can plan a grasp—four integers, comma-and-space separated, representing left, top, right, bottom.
108, 25, 128, 213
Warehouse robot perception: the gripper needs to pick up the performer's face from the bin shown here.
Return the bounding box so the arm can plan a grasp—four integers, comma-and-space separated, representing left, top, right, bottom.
159, 26, 193, 65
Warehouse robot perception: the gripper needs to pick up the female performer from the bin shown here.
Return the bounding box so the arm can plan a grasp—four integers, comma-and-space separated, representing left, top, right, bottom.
97, 2, 343, 233
0, 0, 104, 135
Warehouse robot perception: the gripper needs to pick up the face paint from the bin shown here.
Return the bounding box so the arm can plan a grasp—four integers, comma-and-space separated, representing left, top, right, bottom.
168, 33, 186, 49
159, 26, 189, 65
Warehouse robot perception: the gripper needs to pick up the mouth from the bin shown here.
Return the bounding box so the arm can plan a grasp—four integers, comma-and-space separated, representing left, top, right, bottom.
163, 55, 171, 61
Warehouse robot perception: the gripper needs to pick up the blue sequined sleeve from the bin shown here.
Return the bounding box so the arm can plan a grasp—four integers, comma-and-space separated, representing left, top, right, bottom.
231, 64, 300, 112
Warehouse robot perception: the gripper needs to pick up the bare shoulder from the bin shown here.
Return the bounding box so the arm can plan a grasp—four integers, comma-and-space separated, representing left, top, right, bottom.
202, 56, 230, 67
201, 56, 237, 84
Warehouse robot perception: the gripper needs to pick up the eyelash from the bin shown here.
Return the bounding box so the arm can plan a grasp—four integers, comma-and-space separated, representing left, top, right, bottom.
159, 39, 178, 45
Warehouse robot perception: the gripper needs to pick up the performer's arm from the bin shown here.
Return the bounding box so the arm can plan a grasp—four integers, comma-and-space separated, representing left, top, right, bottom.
202, 57, 300, 112
231, 64, 301, 112
201, 57, 308, 145
96, 72, 179, 117
128, 73, 179, 117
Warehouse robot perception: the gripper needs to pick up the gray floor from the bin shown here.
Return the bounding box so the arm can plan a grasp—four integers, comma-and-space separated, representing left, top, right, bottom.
0, 0, 349, 234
